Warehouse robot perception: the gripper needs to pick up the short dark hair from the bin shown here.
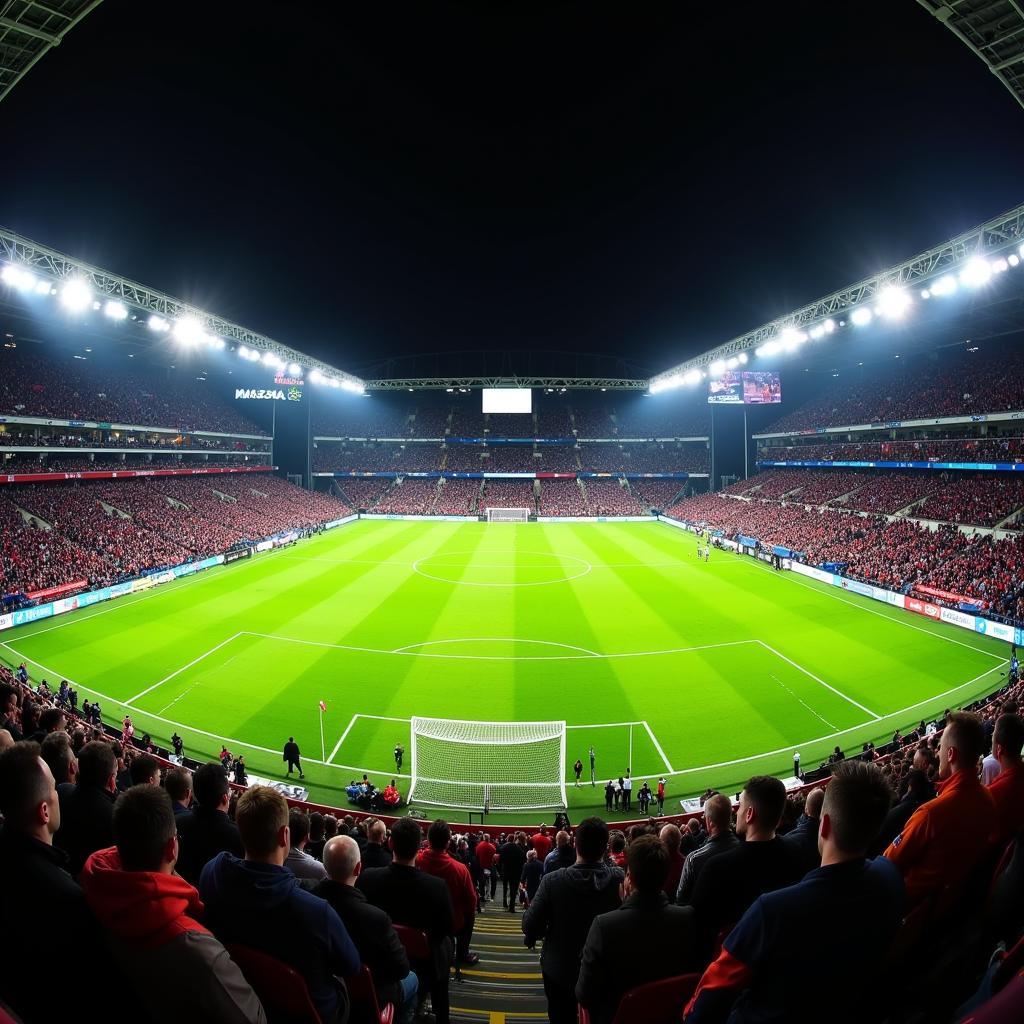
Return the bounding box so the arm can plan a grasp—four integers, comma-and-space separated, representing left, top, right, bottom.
129, 754, 160, 787
78, 740, 117, 789
236, 786, 289, 859
0, 742, 49, 828
39, 707, 65, 733
627, 834, 670, 892
575, 817, 609, 862
994, 713, 1024, 760
428, 819, 451, 851
192, 762, 230, 809
822, 761, 893, 855
946, 712, 986, 767
163, 766, 192, 803
113, 785, 176, 871
308, 811, 325, 840
289, 808, 310, 847
904, 768, 931, 801
743, 775, 787, 831
390, 816, 424, 860
40, 731, 74, 785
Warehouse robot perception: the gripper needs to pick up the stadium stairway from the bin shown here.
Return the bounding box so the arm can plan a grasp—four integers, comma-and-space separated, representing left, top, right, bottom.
448, 900, 549, 1023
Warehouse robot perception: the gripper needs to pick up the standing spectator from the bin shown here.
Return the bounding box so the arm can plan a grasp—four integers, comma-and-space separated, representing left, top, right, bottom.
574, 758, 584, 787
416, 820, 480, 966
622, 774, 633, 813
870, 769, 931, 857
55, 739, 118, 877
282, 736, 304, 779
884, 712, 996, 908
531, 824, 552, 861
306, 812, 327, 861
199, 787, 360, 1024
604, 780, 615, 812
987, 712, 1024, 847
362, 818, 393, 868
316, 835, 418, 1024
81, 785, 266, 1024
285, 808, 328, 881
164, 766, 194, 819
676, 794, 738, 906
171, 732, 184, 759
394, 743, 404, 771
176, 763, 244, 884
577, 834, 699, 1024
657, 777, 666, 814
783, 788, 824, 875
684, 762, 902, 1024
638, 781, 652, 814
499, 832, 528, 911
659, 824, 686, 900
543, 830, 575, 874
40, 730, 77, 789
521, 848, 544, 906
475, 831, 497, 903
522, 817, 624, 1024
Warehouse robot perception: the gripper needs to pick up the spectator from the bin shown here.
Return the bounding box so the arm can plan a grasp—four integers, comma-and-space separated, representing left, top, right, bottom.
358, 816, 455, 1024
164, 766, 194, 818
532, 824, 552, 861
55, 739, 117, 876
285, 808, 328, 881
499, 831, 528, 910
680, 817, 706, 857
129, 753, 161, 787
522, 816, 624, 1024
81, 785, 266, 1024
543, 829, 575, 874
987, 713, 1024, 847
577, 834, 699, 1024
362, 818, 392, 869
783, 788, 824, 875
40, 729, 77, 789
676, 794, 739, 906
0, 742, 100, 1024
199, 786, 360, 1024
659, 823, 686, 900
417, 819, 480, 966
885, 712, 996, 908
315, 835, 418, 1024
520, 848, 544, 906
475, 830, 497, 903
177, 762, 244, 884
306, 812, 327, 861
687, 776, 804, 957
870, 768, 932, 857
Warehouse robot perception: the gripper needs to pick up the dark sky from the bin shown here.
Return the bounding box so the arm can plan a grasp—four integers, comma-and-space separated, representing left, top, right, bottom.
3, 1, 1023, 377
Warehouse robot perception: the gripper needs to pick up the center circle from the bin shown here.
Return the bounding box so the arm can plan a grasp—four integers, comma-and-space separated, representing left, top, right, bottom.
411, 549, 593, 587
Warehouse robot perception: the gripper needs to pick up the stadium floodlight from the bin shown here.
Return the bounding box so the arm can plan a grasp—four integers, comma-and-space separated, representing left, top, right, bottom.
1, 264, 37, 292
960, 256, 992, 288
823, 318, 836, 333
726, 357, 739, 369
173, 316, 207, 346
34, 279, 51, 295
991, 258, 1009, 274
709, 360, 726, 377
148, 314, 170, 332
309, 368, 323, 383
683, 369, 703, 386
930, 274, 957, 297
877, 286, 912, 320
1010, 254, 1020, 267
738, 352, 748, 364
59, 279, 92, 313
809, 324, 825, 339
103, 300, 128, 321
920, 289, 931, 299
850, 306, 873, 326
288, 362, 302, 376
779, 327, 807, 351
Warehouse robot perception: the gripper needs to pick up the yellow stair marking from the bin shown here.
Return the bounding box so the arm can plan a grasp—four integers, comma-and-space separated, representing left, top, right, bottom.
460, 968, 543, 980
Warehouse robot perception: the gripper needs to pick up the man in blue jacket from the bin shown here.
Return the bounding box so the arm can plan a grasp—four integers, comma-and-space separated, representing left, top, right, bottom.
199, 786, 360, 1024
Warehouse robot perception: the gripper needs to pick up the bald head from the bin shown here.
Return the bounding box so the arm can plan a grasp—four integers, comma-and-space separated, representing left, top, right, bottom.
368, 819, 387, 843
554, 830, 569, 848
323, 834, 362, 885
703, 793, 733, 835
804, 788, 825, 819
659, 823, 682, 852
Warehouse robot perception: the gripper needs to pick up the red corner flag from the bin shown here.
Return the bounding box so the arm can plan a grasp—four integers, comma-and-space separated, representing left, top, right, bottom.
319, 700, 327, 713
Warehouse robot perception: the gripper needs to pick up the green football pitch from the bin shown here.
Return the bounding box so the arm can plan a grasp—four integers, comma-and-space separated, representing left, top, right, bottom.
0, 519, 1010, 822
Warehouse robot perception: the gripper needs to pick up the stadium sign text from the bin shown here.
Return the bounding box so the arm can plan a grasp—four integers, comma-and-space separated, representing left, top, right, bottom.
234, 387, 302, 401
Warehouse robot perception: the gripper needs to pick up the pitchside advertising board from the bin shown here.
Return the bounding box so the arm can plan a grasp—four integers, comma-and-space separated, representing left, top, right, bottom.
708, 371, 781, 405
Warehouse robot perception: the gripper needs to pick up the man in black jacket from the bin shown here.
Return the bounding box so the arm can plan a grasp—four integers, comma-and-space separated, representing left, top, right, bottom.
54, 739, 118, 876
783, 787, 824, 875
870, 768, 932, 856
283, 736, 304, 779
577, 834, 700, 1024
317, 834, 418, 1024
522, 817, 624, 1024
676, 794, 738, 906
0, 742, 101, 1024
176, 762, 244, 883
358, 817, 454, 1024
498, 831, 527, 910
362, 818, 393, 868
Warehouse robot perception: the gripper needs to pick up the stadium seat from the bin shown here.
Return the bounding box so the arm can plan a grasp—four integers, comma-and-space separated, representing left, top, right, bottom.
957, 970, 1024, 1023
392, 923, 432, 962
225, 943, 322, 1024
345, 964, 395, 1024
578, 973, 700, 1024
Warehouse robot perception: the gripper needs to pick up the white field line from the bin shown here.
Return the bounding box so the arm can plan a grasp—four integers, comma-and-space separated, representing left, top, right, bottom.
157, 679, 205, 716
125, 633, 244, 704
567, 720, 644, 728
756, 639, 880, 721
770, 674, 837, 730
391, 638, 601, 656
328, 714, 360, 763
643, 721, 675, 773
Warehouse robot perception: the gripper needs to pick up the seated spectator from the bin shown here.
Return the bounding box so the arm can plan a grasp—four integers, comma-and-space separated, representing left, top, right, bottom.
417, 819, 480, 966
306, 812, 327, 861
55, 739, 117, 876
199, 786, 360, 1024
521, 848, 544, 905
885, 712, 996, 908
577, 834, 699, 1023
543, 829, 575, 874
987, 712, 1024, 847
522, 817, 624, 1024
0, 742, 100, 1024
361, 818, 392, 868
783, 788, 824, 875
870, 768, 932, 857
164, 765, 194, 818
680, 817, 707, 857
177, 762, 244, 884
40, 729, 77, 789
676, 794, 738, 906
687, 776, 804, 956
81, 785, 265, 1024
684, 761, 902, 1024
358, 816, 455, 1024
129, 752, 161, 787
315, 835, 418, 1024
659, 823, 686, 900
285, 808, 328, 881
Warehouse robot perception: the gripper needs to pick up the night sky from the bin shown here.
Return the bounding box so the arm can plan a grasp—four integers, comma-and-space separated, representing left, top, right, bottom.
3, 1, 1023, 378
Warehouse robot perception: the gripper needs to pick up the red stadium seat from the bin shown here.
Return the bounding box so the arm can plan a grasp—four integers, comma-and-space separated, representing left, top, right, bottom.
393, 923, 432, 962
225, 943, 322, 1024
957, 970, 1024, 1023
345, 964, 395, 1024
578, 973, 701, 1024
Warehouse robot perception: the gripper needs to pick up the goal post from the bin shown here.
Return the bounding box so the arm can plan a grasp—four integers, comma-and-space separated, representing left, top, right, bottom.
486, 507, 530, 522
409, 716, 567, 812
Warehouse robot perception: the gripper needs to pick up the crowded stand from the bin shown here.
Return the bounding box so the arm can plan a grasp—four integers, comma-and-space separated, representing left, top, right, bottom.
631, 478, 688, 510
914, 474, 1024, 527
536, 446, 581, 471
373, 479, 441, 515
787, 470, 869, 506
482, 446, 544, 472
730, 469, 809, 499
534, 404, 574, 436
441, 445, 487, 471
1, 453, 261, 474
538, 479, 588, 516
569, 407, 613, 436
409, 405, 451, 436
434, 477, 482, 514
312, 403, 410, 438
583, 478, 646, 516
481, 479, 538, 510
486, 414, 538, 437
842, 473, 940, 514
759, 435, 1024, 464
613, 405, 710, 438
332, 478, 393, 510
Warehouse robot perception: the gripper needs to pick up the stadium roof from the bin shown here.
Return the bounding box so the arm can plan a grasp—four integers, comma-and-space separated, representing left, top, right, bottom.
0, 0, 102, 106
917, 0, 1024, 112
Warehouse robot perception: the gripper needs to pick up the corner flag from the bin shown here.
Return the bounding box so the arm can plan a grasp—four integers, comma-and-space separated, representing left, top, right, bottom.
319, 700, 327, 713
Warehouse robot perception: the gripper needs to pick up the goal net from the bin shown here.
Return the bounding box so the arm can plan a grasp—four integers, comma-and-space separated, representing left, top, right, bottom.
486, 507, 530, 522
409, 716, 567, 812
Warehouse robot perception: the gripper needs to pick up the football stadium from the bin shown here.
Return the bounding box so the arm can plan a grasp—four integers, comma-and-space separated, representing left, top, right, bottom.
2, 4, 1024, 1024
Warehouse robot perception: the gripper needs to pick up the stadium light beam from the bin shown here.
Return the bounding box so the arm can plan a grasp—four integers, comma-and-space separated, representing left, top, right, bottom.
103, 300, 128, 321
850, 306, 873, 327
1, 264, 37, 292
59, 278, 92, 313
960, 256, 992, 288
173, 316, 207, 346
288, 362, 302, 376
148, 314, 170, 332
877, 286, 911, 320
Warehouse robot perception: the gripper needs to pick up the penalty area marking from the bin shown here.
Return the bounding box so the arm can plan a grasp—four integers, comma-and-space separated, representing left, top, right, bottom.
411, 550, 593, 587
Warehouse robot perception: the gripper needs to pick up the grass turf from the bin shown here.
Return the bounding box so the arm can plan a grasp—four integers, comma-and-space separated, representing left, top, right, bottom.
0, 519, 1010, 823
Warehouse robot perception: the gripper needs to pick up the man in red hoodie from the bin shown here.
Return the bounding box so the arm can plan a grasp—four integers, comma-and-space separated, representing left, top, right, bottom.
81, 784, 266, 1024
417, 819, 481, 966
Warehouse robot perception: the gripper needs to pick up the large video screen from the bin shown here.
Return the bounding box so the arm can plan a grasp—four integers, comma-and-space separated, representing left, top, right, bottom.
708, 371, 781, 405
482, 388, 532, 414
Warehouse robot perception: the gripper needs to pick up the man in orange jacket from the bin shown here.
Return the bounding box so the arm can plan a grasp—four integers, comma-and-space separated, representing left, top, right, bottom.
884, 712, 996, 909
417, 819, 481, 966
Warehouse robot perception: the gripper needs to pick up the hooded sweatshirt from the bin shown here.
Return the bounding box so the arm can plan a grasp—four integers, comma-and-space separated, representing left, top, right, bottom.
199, 851, 360, 1024
80, 847, 265, 1024
521, 860, 624, 988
